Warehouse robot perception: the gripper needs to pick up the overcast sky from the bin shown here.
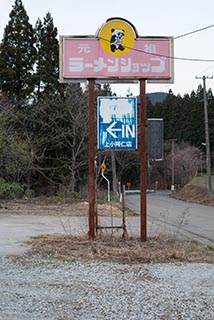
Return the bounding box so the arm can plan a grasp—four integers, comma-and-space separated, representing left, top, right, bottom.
1, 0, 214, 96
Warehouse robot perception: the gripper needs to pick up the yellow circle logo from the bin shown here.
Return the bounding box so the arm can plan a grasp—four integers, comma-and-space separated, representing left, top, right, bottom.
99, 19, 136, 56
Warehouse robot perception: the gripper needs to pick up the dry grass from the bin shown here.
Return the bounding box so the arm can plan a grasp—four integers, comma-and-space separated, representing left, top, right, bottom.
173, 175, 214, 206
25, 234, 214, 264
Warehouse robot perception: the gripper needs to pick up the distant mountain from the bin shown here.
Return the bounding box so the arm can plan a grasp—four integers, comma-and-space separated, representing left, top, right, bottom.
147, 92, 167, 105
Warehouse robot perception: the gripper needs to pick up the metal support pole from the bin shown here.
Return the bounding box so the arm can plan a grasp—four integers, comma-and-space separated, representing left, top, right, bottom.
171, 139, 175, 193
88, 79, 95, 239
139, 79, 147, 241
122, 184, 128, 240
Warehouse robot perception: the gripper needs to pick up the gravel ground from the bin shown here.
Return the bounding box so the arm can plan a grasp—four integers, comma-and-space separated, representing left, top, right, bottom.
0, 255, 213, 320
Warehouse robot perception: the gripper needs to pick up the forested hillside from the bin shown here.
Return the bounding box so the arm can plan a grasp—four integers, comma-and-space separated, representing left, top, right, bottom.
0, 0, 213, 197
146, 89, 214, 149
146, 92, 167, 105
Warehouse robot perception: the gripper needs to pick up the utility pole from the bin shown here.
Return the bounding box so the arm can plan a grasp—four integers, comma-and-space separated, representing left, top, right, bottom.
196, 75, 213, 197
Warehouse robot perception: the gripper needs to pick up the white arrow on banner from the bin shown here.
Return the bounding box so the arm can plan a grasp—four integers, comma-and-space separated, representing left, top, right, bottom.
106, 121, 122, 138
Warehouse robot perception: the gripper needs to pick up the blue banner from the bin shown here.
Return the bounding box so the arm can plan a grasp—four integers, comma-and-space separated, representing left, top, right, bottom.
97, 97, 137, 150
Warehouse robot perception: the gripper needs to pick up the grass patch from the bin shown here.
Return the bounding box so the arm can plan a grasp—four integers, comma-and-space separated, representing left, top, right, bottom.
190, 175, 214, 188
25, 235, 214, 264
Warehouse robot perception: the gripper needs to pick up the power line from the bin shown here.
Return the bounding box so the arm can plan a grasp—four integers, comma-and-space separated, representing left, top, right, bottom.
130, 45, 214, 62
2, 24, 214, 88
99, 36, 214, 62
98, 23, 214, 62
175, 23, 214, 39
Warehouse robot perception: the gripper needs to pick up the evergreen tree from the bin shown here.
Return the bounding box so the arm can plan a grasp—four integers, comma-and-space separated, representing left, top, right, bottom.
194, 86, 204, 146
146, 96, 154, 118
177, 93, 193, 142
167, 94, 183, 140
208, 98, 214, 149
160, 90, 177, 140
34, 18, 43, 98
35, 12, 62, 98
0, 0, 36, 102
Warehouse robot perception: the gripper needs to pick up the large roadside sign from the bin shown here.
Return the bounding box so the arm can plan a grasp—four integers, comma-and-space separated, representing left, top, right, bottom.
59, 17, 175, 241
97, 97, 137, 149
59, 18, 174, 83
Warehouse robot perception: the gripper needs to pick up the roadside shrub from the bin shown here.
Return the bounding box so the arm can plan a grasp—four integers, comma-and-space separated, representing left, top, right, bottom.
0, 179, 24, 199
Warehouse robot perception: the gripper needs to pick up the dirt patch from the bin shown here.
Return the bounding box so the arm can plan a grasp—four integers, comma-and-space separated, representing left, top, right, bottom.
25, 234, 214, 264
0, 197, 124, 217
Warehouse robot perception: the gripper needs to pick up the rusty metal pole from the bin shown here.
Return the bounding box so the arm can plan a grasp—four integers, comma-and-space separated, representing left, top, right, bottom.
88, 79, 95, 239
139, 79, 147, 241
122, 184, 128, 240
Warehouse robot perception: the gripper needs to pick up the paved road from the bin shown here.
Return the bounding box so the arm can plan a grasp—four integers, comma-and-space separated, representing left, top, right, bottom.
0, 214, 89, 256
0, 192, 213, 256
0, 213, 142, 256
125, 191, 214, 244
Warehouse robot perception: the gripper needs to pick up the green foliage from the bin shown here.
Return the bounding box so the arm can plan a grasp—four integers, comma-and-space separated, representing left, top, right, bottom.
34, 12, 63, 98
0, 178, 24, 199
147, 88, 214, 152
0, 1, 62, 103
0, 0, 36, 102
0, 1, 213, 195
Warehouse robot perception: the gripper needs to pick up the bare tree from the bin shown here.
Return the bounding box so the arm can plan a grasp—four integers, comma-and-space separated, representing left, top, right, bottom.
0, 104, 34, 185
151, 141, 200, 188
5, 84, 89, 194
